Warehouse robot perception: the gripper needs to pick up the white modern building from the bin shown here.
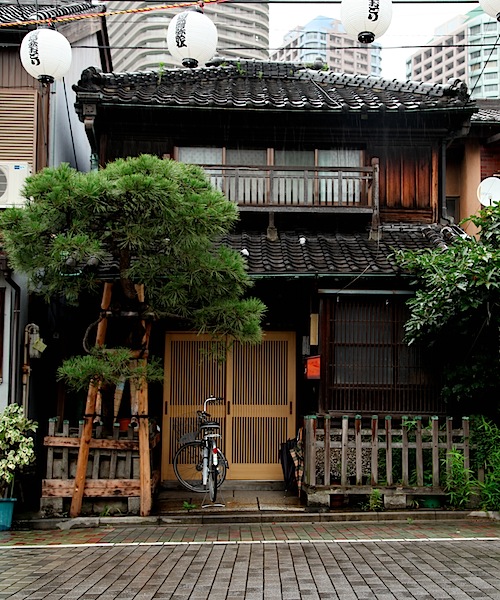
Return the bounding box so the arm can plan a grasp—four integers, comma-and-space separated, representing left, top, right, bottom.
106, 1, 269, 72
270, 16, 382, 76
406, 8, 500, 99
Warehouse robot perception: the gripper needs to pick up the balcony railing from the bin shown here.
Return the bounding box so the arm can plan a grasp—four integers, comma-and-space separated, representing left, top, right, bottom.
200, 159, 379, 212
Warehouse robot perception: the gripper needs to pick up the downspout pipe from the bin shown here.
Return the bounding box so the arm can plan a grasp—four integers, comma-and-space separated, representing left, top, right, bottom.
440, 140, 450, 224
3, 270, 21, 408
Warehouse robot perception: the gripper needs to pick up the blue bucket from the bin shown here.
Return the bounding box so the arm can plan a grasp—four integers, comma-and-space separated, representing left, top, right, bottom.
0, 498, 16, 531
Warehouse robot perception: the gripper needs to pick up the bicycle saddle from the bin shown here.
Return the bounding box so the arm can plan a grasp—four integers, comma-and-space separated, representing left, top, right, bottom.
200, 421, 220, 429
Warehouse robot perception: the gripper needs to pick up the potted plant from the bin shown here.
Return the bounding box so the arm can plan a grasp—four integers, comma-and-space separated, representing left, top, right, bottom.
0, 403, 37, 530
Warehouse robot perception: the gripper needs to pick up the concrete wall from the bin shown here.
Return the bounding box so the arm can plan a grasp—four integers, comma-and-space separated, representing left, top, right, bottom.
50, 33, 104, 172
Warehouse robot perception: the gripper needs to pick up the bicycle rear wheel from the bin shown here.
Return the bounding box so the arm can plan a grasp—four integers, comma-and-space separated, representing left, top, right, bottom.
173, 441, 228, 493
173, 441, 205, 492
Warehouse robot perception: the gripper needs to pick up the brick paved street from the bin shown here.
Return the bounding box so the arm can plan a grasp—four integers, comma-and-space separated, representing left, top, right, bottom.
1, 519, 500, 599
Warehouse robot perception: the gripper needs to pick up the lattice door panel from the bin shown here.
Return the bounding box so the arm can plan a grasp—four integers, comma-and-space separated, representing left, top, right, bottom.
162, 332, 296, 482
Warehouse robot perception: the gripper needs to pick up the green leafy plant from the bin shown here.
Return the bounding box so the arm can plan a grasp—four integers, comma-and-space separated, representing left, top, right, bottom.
395, 204, 500, 413
0, 156, 265, 344
182, 500, 197, 511
470, 416, 500, 510
478, 448, 500, 511
367, 488, 383, 512
157, 61, 165, 84
0, 155, 266, 397
442, 448, 473, 509
0, 404, 38, 498
57, 347, 164, 391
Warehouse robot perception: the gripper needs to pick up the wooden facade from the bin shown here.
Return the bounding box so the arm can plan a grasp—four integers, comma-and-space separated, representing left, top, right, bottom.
61, 63, 477, 494
0, 52, 48, 171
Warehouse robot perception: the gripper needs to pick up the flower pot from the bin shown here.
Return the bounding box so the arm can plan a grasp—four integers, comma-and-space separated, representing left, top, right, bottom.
0, 498, 16, 531
118, 418, 131, 432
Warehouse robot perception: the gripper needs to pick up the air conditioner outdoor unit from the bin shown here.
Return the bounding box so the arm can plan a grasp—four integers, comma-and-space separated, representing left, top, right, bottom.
0, 161, 31, 208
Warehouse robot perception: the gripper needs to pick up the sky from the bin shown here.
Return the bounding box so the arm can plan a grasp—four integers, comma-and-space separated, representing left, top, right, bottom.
268, 1, 474, 79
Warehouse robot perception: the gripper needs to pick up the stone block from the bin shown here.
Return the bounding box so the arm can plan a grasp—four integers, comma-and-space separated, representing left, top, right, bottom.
384, 493, 407, 510
128, 496, 141, 514
39, 497, 64, 518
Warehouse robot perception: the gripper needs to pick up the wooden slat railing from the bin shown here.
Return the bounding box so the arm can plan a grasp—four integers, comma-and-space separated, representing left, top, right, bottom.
41, 417, 160, 503
304, 414, 470, 494
199, 159, 379, 212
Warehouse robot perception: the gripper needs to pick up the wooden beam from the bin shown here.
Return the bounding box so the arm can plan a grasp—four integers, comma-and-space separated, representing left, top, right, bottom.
44, 436, 139, 451
70, 282, 113, 518
43, 478, 141, 497
42, 471, 160, 498
43, 432, 160, 451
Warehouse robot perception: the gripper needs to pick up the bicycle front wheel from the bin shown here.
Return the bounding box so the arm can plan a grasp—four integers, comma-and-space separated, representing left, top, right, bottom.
173, 441, 205, 493
208, 460, 218, 502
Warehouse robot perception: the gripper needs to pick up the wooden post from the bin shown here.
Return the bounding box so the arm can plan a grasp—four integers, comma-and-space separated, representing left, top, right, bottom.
304, 416, 317, 487
385, 416, 393, 486
70, 282, 113, 518
46, 417, 57, 479
401, 416, 409, 486
431, 416, 440, 488
355, 415, 363, 485
445, 416, 453, 478
463, 417, 470, 472
415, 417, 424, 487
61, 420, 69, 479
323, 415, 331, 486
135, 284, 152, 516
137, 359, 152, 516
341, 416, 349, 486
371, 415, 378, 486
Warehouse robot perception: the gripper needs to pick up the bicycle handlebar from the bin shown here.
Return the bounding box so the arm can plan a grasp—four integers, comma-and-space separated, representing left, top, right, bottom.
203, 395, 224, 412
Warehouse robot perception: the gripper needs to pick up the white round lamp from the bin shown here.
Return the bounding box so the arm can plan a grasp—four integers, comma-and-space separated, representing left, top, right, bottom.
20, 28, 72, 84
340, 0, 393, 43
479, 0, 500, 20
167, 9, 217, 68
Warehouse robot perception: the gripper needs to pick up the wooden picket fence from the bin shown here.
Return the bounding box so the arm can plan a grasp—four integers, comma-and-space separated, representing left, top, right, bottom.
302, 414, 473, 507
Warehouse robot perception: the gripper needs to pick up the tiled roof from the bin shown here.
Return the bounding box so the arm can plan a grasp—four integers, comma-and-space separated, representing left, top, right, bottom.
72, 224, 457, 280
0, 2, 104, 25
74, 60, 474, 114
220, 225, 453, 276
472, 99, 500, 123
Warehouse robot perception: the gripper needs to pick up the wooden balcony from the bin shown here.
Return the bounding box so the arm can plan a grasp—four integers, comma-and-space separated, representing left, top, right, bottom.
201, 159, 379, 213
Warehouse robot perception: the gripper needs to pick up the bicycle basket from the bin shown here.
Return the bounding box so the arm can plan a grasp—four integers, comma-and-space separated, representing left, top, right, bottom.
178, 430, 198, 444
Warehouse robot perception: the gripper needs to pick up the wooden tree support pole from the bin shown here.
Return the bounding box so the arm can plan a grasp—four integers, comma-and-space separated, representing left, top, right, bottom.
135, 284, 152, 516
137, 362, 152, 516
70, 282, 113, 518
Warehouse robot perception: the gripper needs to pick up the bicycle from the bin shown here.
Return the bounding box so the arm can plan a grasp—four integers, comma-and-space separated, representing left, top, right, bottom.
173, 395, 228, 502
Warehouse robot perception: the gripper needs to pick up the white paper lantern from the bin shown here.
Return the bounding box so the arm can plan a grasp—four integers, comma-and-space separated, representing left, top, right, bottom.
20, 28, 72, 83
167, 9, 217, 68
479, 0, 500, 20
340, 0, 393, 43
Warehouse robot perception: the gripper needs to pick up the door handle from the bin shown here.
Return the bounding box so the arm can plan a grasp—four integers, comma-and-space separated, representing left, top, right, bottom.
290, 401, 293, 415
227, 401, 230, 415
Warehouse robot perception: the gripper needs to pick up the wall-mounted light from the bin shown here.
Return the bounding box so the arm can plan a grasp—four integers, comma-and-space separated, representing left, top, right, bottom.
20, 27, 72, 84
340, 0, 393, 44
166, 6, 218, 68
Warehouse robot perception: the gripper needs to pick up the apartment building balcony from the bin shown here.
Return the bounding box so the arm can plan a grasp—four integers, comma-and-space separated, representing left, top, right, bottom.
201, 160, 379, 213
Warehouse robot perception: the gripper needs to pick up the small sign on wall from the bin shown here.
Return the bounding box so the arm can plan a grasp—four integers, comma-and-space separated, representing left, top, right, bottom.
305, 355, 320, 380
